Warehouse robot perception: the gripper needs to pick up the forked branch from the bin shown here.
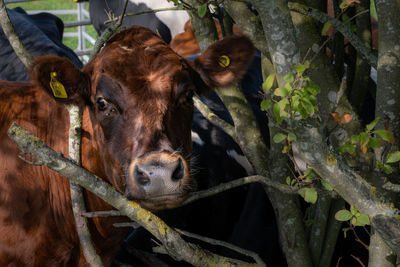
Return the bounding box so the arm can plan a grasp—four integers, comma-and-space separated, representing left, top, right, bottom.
7, 122, 262, 267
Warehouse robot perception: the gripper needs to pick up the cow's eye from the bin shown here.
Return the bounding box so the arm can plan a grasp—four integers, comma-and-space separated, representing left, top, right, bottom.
97, 97, 107, 110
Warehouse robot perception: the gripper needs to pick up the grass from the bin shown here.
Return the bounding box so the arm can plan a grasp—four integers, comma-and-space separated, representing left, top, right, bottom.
6, 0, 98, 51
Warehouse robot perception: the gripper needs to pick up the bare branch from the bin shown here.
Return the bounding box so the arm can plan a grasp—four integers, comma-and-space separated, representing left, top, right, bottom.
193, 96, 237, 142
66, 105, 103, 267
0, 0, 33, 67
90, 0, 130, 58
7, 122, 258, 267
82, 210, 123, 218
182, 174, 338, 207
113, 222, 140, 228
182, 175, 265, 206
104, 7, 183, 25
175, 228, 266, 266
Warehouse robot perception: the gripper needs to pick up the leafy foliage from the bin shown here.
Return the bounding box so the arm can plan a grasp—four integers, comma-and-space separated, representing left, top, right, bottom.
261, 61, 320, 124
335, 206, 370, 227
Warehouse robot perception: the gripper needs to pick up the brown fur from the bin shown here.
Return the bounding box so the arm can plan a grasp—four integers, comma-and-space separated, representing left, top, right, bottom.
0, 26, 254, 265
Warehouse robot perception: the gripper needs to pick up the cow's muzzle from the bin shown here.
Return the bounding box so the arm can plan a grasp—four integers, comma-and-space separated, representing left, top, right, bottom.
125, 151, 191, 210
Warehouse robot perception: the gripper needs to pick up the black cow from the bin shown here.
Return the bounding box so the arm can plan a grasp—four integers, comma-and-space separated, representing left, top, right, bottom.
0, 7, 82, 81
89, 0, 189, 43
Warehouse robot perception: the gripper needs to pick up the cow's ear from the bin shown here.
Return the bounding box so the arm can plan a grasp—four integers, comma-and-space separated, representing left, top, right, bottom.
29, 55, 91, 106
193, 35, 255, 89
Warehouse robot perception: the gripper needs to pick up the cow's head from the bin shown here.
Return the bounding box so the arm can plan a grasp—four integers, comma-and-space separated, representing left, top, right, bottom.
30, 26, 254, 211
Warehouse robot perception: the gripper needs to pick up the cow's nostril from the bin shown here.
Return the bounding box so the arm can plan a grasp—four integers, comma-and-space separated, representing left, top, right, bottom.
134, 165, 150, 186
172, 157, 185, 180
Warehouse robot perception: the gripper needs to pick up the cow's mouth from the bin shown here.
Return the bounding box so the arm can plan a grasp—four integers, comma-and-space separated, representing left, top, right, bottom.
136, 193, 189, 211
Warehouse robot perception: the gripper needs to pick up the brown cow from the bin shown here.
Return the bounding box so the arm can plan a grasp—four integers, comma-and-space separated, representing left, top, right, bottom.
0, 26, 254, 266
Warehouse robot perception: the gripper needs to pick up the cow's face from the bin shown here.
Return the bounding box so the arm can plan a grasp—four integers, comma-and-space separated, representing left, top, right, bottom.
30, 26, 254, 211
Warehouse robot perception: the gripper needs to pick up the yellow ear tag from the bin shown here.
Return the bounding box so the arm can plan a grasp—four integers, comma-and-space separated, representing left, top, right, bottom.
218, 55, 230, 68
49, 72, 68, 99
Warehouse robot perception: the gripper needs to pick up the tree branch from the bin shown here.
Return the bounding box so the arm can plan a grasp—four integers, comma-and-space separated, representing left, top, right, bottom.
104, 7, 183, 25
292, 118, 400, 255
7, 122, 259, 267
90, 0, 129, 58
288, 2, 377, 69
66, 105, 103, 267
0, 0, 33, 67
175, 228, 266, 266
193, 95, 237, 142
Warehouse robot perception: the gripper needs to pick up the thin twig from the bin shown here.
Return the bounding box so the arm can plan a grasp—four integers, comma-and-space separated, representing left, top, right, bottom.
193, 95, 237, 142
90, 0, 130, 58
104, 7, 183, 25
117, 0, 129, 27
0, 0, 33, 67
181, 175, 266, 206
182, 174, 338, 206
350, 225, 369, 250
113, 222, 140, 228
175, 228, 266, 266
67, 105, 103, 267
382, 181, 400, 192
350, 254, 366, 267
82, 210, 123, 218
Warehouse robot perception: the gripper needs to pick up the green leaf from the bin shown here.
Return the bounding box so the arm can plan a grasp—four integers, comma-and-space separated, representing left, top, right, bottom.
350, 205, 358, 215
260, 99, 271, 111
373, 130, 394, 143
350, 134, 360, 144
355, 214, 370, 226
305, 81, 320, 95
273, 133, 287, 143
299, 106, 308, 119
321, 179, 333, 191
359, 132, 370, 153
274, 87, 291, 97
277, 98, 290, 117
366, 117, 380, 132
339, 1, 347, 9
321, 21, 332, 36
294, 63, 306, 74
285, 82, 293, 92
299, 187, 318, 204
368, 137, 382, 149
291, 95, 300, 112
376, 160, 384, 169
301, 98, 315, 115
335, 210, 353, 221
273, 103, 283, 124
359, 132, 370, 146
288, 132, 297, 142
339, 142, 356, 155
383, 164, 393, 174
262, 74, 275, 92
342, 227, 350, 238
386, 151, 400, 163
283, 72, 294, 84
370, 0, 378, 21
286, 176, 291, 186
303, 168, 313, 176
197, 4, 207, 17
